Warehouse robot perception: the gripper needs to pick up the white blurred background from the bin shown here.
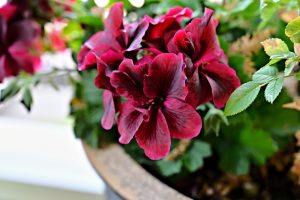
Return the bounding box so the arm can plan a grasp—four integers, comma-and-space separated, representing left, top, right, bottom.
0, 50, 105, 200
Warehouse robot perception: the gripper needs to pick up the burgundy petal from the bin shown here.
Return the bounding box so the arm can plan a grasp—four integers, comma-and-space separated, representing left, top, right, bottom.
159, 7, 193, 22
110, 59, 146, 100
144, 7, 192, 52
84, 32, 118, 51
101, 90, 116, 130
95, 62, 115, 92
185, 68, 212, 108
78, 49, 97, 71
135, 108, 171, 160
125, 17, 150, 52
99, 49, 124, 76
172, 29, 195, 57
118, 100, 147, 144
163, 98, 202, 139
104, 2, 124, 37
144, 53, 187, 99
202, 62, 240, 108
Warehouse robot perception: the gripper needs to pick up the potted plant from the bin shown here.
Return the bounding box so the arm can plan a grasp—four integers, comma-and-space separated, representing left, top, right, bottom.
1, 0, 300, 199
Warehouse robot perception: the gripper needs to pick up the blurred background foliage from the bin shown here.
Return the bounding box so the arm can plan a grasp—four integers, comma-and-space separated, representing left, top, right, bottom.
68, 0, 300, 180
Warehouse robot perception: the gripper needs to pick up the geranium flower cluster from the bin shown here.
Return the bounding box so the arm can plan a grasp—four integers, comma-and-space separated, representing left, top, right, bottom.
0, 2, 41, 82
78, 3, 240, 160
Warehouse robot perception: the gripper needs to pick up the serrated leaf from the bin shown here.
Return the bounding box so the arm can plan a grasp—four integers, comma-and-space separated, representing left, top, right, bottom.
261, 38, 290, 57
156, 159, 182, 176
264, 77, 284, 103
225, 81, 261, 116
0, 80, 20, 102
21, 88, 33, 111
284, 59, 297, 76
183, 141, 212, 172
252, 66, 278, 83
285, 17, 300, 43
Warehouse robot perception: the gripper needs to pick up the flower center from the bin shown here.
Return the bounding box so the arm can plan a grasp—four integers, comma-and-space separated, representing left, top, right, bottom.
148, 97, 164, 108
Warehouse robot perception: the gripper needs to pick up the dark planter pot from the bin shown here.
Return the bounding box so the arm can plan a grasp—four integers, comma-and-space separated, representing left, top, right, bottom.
83, 143, 191, 200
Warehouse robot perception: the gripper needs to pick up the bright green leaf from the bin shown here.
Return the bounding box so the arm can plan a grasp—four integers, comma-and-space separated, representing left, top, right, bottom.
266, 58, 281, 66
230, 0, 254, 13
296, 72, 300, 80
261, 38, 290, 58
264, 77, 284, 103
285, 17, 300, 43
156, 159, 182, 176
183, 141, 212, 172
252, 66, 278, 83
225, 81, 261, 116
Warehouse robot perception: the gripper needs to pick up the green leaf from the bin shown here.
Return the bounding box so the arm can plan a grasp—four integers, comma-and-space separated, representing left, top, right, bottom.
224, 81, 262, 116
265, 58, 282, 66
183, 141, 212, 172
219, 146, 250, 175
285, 16, 300, 43
252, 66, 278, 83
204, 105, 228, 135
284, 60, 297, 76
21, 88, 33, 111
258, 0, 279, 29
260, 0, 278, 21
261, 38, 290, 57
264, 77, 284, 103
230, 0, 254, 13
240, 129, 277, 165
269, 52, 295, 60
296, 72, 300, 80
156, 159, 182, 176
0, 80, 20, 102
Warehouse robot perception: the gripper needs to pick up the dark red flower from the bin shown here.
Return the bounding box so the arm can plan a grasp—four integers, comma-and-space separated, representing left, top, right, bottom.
144, 6, 193, 53
0, 4, 41, 82
78, 2, 150, 90
78, 3, 150, 129
110, 53, 202, 160
168, 8, 240, 108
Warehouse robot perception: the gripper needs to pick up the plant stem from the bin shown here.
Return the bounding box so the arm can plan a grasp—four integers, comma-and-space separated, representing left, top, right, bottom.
165, 140, 191, 161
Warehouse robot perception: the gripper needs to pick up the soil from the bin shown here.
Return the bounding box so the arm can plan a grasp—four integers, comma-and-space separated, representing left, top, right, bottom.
145, 140, 300, 200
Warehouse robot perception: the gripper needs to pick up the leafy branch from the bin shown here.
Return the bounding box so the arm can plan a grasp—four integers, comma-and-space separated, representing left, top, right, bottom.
0, 68, 78, 111
225, 17, 300, 116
